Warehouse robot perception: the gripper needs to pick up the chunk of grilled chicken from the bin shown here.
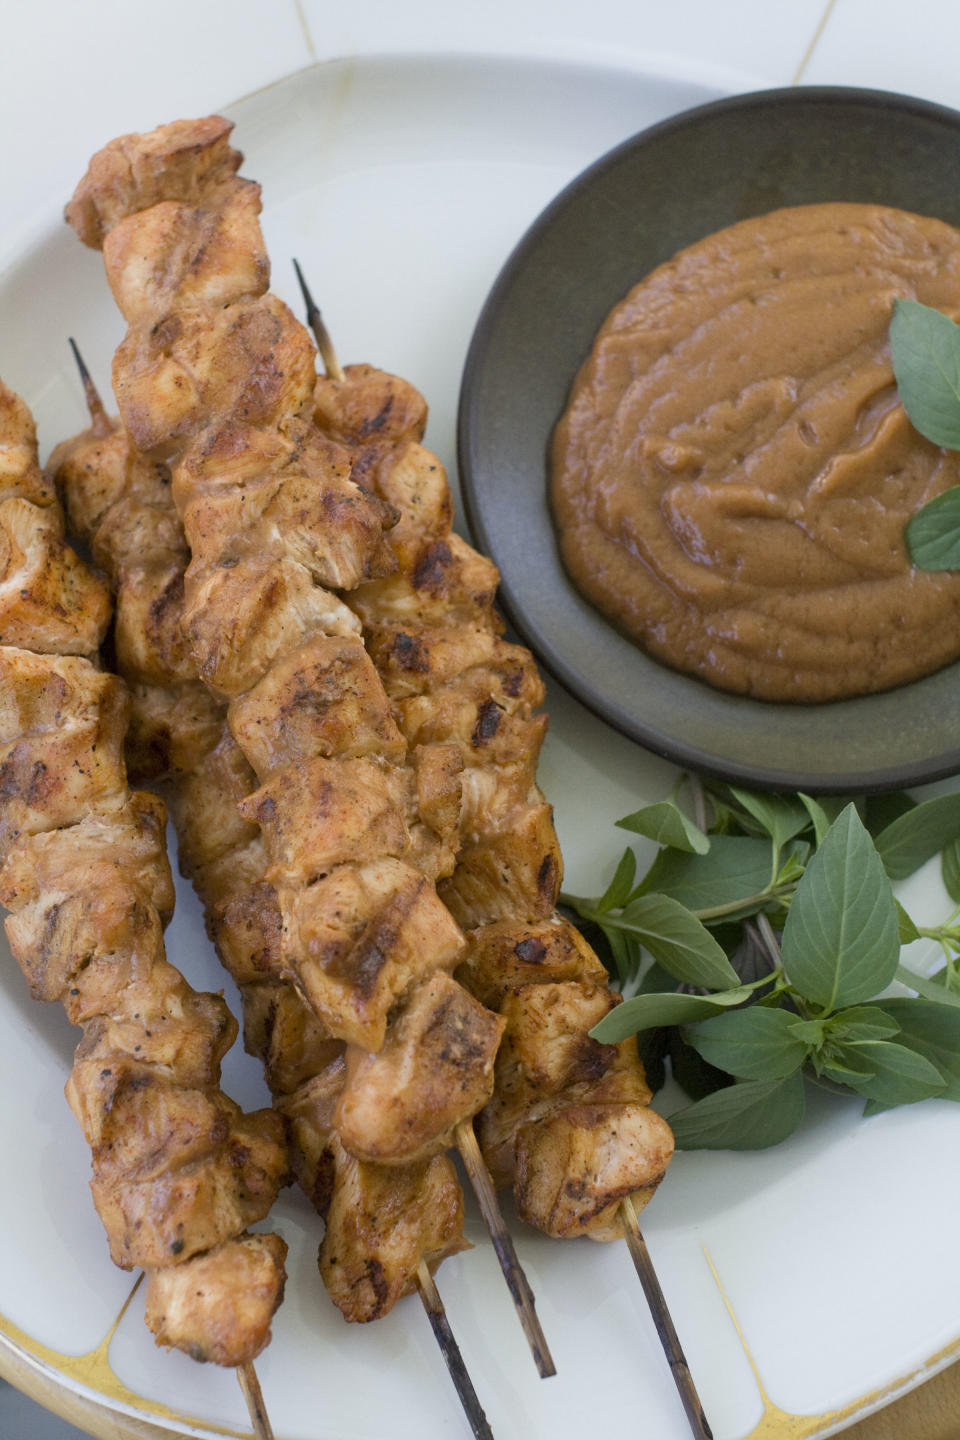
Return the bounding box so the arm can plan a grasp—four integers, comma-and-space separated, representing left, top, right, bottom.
145, 1233, 288, 1366
67, 116, 507, 1163
309, 365, 675, 1240
336, 972, 505, 1165
0, 380, 286, 1365
52, 400, 475, 1319
279, 1063, 468, 1322
0, 388, 109, 654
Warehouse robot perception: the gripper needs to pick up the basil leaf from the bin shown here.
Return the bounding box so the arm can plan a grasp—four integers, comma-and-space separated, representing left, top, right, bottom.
602, 925, 639, 983
788, 1017, 827, 1046
874, 997, 960, 1100
617, 800, 709, 855
874, 793, 960, 880
781, 804, 899, 1010
943, 837, 960, 903
589, 985, 757, 1042
686, 1006, 810, 1080
669, 1030, 734, 1101
669, 1073, 806, 1151
827, 1005, 901, 1043
890, 298, 960, 449
896, 901, 921, 945
634, 836, 772, 912
897, 963, 960, 1009
826, 1039, 946, 1106
819, 1057, 873, 1086
906, 487, 960, 570
596, 847, 637, 912
617, 893, 741, 990
728, 788, 810, 853
798, 793, 838, 846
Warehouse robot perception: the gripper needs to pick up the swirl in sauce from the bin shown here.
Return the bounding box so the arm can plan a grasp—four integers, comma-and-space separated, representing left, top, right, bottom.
551, 203, 960, 702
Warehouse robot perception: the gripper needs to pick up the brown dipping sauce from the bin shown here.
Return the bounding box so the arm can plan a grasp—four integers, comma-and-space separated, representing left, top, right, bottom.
550, 203, 960, 702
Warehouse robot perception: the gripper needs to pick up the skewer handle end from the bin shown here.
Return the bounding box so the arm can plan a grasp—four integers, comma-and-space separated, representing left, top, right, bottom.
619, 1197, 713, 1440
237, 1360, 276, 1440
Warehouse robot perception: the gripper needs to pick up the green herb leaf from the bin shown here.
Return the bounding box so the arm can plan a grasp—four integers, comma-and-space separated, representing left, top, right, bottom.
728, 788, 810, 855
616, 800, 709, 855
906, 487, 960, 570
862, 1098, 895, 1117
602, 925, 641, 983
873, 793, 960, 880
797, 793, 842, 846
617, 893, 742, 989
874, 997, 960, 1100
589, 985, 757, 1042
596, 847, 637, 912
686, 1006, 810, 1080
669, 1072, 806, 1151
824, 1039, 946, 1106
896, 901, 921, 945
634, 835, 773, 913
890, 298, 960, 449
780, 803, 899, 1011
788, 1017, 827, 1046
897, 963, 960, 1009
943, 837, 960, 903
826, 1005, 901, 1043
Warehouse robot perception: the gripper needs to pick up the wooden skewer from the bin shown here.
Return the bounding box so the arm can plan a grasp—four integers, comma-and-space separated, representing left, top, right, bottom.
292, 259, 345, 381
293, 268, 557, 1381
455, 1120, 556, 1378
416, 1260, 495, 1440
237, 1361, 276, 1440
619, 1195, 713, 1440
294, 264, 710, 1424
66, 341, 282, 1440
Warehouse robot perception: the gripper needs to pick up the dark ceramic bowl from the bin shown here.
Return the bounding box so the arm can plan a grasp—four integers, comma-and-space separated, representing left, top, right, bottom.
458, 86, 960, 794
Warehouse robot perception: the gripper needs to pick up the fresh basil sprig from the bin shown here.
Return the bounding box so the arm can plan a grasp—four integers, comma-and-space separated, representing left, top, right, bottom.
563, 779, 960, 1151
890, 298, 960, 566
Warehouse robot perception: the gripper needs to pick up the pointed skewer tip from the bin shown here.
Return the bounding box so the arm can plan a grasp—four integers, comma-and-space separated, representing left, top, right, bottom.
291, 258, 345, 382
67, 337, 113, 436
619, 1197, 713, 1440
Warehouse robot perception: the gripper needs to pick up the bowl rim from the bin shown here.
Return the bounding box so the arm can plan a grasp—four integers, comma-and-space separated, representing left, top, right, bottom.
457, 82, 960, 795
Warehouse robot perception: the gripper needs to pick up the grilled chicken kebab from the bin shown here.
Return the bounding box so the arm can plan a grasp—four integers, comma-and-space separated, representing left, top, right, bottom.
0, 378, 288, 1368
66, 117, 507, 1177
311, 358, 676, 1238
51, 376, 471, 1325
58, 117, 497, 1327
62, 111, 672, 1308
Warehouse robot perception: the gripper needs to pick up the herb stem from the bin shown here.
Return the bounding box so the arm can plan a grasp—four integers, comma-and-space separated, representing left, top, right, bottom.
689, 772, 707, 832
756, 912, 782, 965
564, 885, 794, 930
693, 887, 790, 921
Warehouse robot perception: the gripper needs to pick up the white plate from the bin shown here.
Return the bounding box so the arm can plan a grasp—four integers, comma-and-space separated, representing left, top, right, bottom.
0, 53, 958, 1440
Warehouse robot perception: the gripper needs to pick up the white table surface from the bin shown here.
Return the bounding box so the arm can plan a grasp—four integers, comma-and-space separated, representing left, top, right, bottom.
3, 0, 959, 275
1, 4, 958, 1440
